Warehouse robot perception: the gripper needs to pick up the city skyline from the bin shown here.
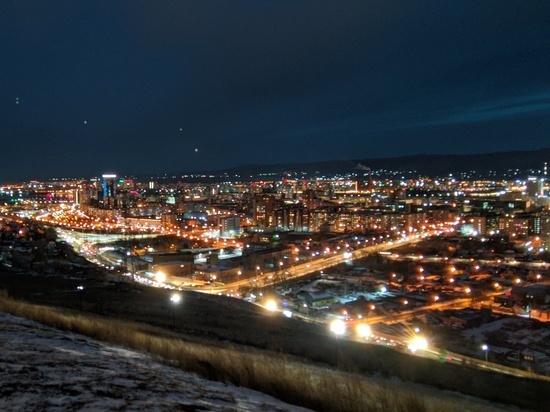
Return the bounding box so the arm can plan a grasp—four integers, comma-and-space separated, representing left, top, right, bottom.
2, 1, 550, 182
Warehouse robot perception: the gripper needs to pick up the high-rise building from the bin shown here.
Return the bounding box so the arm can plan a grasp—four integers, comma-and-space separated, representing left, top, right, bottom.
253, 194, 278, 227
102, 174, 117, 198
219, 216, 241, 237
101, 174, 117, 208
527, 176, 543, 198
302, 189, 320, 210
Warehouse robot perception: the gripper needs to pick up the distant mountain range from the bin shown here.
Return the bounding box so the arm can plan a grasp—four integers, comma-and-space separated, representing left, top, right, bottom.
142, 147, 550, 182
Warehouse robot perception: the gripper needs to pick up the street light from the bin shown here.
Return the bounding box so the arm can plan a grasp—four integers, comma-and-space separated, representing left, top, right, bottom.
330, 319, 346, 367
156, 271, 166, 284
481, 344, 489, 362
265, 299, 277, 312
76, 285, 84, 311
356, 323, 371, 339
170, 293, 181, 330
211, 275, 216, 294
408, 336, 428, 353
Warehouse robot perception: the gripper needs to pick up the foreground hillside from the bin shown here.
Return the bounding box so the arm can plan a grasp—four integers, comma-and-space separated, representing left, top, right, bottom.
0, 306, 527, 412
0, 273, 549, 411
0, 312, 311, 411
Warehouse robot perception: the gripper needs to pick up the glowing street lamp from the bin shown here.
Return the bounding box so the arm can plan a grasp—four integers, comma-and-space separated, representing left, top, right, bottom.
481, 344, 489, 362
330, 319, 346, 367
170, 293, 181, 330
211, 274, 217, 294
356, 323, 371, 339
330, 319, 346, 335
265, 299, 277, 312
76, 285, 84, 311
408, 336, 428, 353
156, 271, 167, 284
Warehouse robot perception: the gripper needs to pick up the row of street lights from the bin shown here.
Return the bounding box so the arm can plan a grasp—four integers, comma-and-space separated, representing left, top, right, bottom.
108, 277, 493, 369
264, 298, 503, 373
330, 317, 489, 366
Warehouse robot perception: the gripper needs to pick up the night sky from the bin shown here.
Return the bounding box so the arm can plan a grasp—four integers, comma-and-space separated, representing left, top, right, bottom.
2, 1, 550, 182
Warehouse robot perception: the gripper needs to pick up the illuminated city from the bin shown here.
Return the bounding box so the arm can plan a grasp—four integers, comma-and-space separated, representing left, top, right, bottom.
2, 164, 550, 367
3, 161, 550, 411
2, 1, 550, 410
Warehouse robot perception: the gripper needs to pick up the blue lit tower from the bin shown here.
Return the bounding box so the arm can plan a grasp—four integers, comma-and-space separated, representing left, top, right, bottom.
101, 174, 117, 208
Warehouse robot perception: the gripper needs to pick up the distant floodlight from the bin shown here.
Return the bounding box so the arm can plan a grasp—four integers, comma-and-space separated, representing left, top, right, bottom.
265, 299, 277, 312
156, 272, 166, 283
330, 319, 346, 336
408, 336, 428, 353
356, 323, 371, 338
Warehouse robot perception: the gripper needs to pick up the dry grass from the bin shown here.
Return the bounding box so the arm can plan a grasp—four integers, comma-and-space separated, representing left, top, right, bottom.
0, 292, 547, 412
0, 291, 505, 412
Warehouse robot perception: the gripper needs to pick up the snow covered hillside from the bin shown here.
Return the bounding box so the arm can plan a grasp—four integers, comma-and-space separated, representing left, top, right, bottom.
0, 313, 310, 411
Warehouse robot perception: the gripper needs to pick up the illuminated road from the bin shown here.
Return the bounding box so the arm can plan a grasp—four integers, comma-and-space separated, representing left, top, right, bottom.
216, 234, 430, 294
332, 311, 550, 382
53, 225, 550, 381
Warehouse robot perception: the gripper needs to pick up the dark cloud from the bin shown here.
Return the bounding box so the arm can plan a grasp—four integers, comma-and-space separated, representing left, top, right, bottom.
1, 1, 549, 181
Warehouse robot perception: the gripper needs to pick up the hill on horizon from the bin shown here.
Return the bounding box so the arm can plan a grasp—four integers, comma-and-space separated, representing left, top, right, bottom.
140, 147, 550, 182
